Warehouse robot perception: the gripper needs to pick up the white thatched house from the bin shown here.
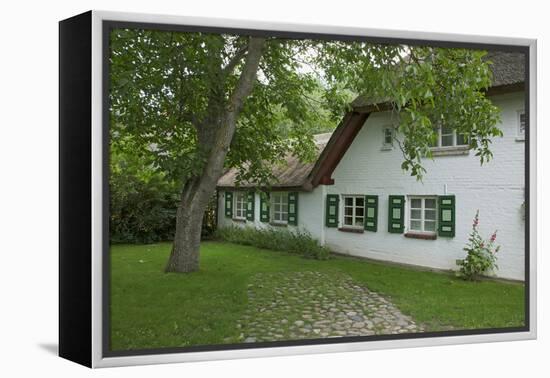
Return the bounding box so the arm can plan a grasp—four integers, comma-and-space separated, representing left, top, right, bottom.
217, 52, 526, 281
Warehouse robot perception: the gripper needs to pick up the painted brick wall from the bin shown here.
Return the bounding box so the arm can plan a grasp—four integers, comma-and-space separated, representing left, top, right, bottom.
324, 92, 526, 280
217, 91, 526, 280
217, 189, 324, 241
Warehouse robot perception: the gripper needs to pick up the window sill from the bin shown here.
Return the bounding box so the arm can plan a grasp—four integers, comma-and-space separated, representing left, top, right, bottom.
338, 227, 364, 234
232, 218, 247, 223
429, 146, 469, 157
405, 232, 437, 240
270, 222, 288, 227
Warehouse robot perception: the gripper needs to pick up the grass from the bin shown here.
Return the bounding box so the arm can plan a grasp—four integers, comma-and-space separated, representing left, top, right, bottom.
110, 241, 525, 351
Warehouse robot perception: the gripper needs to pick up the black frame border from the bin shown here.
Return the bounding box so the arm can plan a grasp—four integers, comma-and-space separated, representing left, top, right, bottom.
101, 19, 531, 359
59, 11, 93, 368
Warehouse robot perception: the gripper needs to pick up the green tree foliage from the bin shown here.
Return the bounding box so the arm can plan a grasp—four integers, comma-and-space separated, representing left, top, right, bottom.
110, 31, 323, 188
111, 31, 501, 184
110, 145, 218, 243
109, 144, 179, 244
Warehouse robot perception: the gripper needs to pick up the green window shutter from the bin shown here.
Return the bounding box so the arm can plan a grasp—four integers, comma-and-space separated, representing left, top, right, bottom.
438, 195, 456, 237
224, 191, 233, 218
288, 192, 298, 226
388, 195, 405, 233
260, 193, 270, 223
364, 195, 378, 232
325, 194, 339, 228
246, 191, 255, 221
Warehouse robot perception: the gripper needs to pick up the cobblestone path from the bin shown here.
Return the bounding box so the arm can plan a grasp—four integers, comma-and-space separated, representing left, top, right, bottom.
237, 271, 424, 343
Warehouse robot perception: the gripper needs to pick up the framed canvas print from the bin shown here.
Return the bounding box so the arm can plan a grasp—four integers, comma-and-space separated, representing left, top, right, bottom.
59, 10, 537, 368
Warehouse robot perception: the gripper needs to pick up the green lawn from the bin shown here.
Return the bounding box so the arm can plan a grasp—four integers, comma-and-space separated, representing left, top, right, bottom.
110, 241, 525, 351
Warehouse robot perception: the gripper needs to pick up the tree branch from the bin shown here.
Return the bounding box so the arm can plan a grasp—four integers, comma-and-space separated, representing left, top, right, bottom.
196, 36, 267, 191
221, 45, 249, 76
226, 37, 266, 117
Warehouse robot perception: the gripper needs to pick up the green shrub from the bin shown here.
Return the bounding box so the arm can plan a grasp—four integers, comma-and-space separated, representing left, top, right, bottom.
456, 210, 500, 281
214, 226, 330, 260
110, 169, 179, 244
109, 145, 219, 244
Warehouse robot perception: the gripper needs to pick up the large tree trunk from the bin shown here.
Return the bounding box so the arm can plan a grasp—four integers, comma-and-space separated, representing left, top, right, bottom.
165, 37, 266, 273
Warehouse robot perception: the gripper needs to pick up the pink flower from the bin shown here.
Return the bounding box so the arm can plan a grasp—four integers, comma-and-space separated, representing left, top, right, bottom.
490, 231, 497, 243
472, 211, 480, 229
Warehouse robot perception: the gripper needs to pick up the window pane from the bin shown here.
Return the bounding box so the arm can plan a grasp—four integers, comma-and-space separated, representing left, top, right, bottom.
356, 197, 364, 207
411, 198, 421, 208
456, 133, 468, 146
274, 204, 281, 212
281, 194, 289, 205
345, 197, 353, 206
355, 218, 364, 227
355, 207, 364, 217
410, 209, 422, 219
282, 213, 288, 221
441, 134, 453, 147
344, 216, 353, 225
441, 126, 453, 135
424, 221, 436, 232
425, 209, 436, 220
425, 198, 436, 209
410, 220, 422, 231
345, 207, 353, 216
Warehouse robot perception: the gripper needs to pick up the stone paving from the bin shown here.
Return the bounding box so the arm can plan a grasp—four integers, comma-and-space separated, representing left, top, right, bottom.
237, 271, 424, 343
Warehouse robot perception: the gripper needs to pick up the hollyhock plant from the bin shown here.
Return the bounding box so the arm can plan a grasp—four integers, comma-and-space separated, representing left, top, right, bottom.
456, 210, 500, 281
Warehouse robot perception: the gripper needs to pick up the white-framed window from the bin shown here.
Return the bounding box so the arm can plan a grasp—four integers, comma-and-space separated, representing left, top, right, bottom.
517, 110, 526, 138
408, 196, 437, 233
431, 125, 468, 148
342, 195, 365, 228
233, 191, 247, 220
382, 127, 394, 149
271, 192, 289, 224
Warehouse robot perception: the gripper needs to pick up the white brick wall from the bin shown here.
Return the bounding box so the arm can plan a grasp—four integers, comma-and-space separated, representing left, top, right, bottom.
217, 91, 526, 281
325, 92, 526, 280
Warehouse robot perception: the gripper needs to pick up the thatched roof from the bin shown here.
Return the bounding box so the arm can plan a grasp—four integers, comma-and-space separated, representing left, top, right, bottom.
217, 133, 332, 190
352, 51, 525, 109
486, 51, 525, 87
217, 51, 525, 191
